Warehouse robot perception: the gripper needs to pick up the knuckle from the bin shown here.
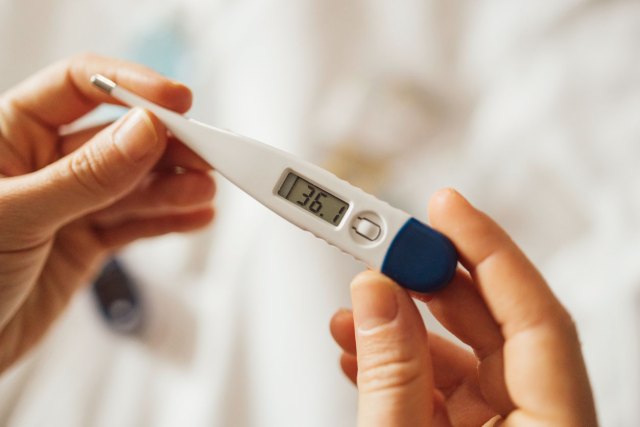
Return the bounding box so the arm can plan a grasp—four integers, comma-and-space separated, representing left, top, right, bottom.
552, 309, 579, 341
358, 353, 425, 393
66, 145, 116, 201
519, 304, 581, 346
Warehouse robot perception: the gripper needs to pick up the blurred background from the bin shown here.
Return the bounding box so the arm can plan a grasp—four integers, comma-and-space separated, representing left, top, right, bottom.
1, 0, 639, 426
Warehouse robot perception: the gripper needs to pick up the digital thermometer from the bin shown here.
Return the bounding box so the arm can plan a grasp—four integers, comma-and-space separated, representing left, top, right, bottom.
91, 75, 457, 293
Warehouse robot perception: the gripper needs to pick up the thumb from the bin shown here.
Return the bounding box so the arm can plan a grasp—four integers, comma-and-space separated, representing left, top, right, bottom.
351, 271, 434, 427
9, 108, 166, 231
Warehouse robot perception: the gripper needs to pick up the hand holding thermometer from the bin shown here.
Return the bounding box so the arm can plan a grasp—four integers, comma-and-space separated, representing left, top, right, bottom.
90, 75, 457, 293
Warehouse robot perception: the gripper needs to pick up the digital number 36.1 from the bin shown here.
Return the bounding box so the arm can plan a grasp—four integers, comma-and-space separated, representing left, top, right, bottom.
297, 185, 327, 214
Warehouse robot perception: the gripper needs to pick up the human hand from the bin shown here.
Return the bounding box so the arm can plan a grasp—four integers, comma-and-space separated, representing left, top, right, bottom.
330, 189, 597, 426
0, 54, 215, 372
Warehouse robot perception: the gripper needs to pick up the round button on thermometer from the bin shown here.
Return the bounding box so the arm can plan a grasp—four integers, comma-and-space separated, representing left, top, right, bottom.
350, 212, 384, 244
354, 217, 381, 240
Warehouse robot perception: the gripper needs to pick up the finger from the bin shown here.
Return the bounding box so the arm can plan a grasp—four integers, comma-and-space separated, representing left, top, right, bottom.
89, 171, 215, 226
428, 189, 597, 425
3, 53, 192, 128
428, 334, 476, 393
154, 138, 212, 172
426, 269, 512, 413
340, 352, 358, 385
60, 123, 111, 155
428, 189, 564, 337
426, 270, 503, 359
94, 208, 214, 250
429, 334, 497, 426
431, 402, 453, 427
330, 309, 356, 355
0, 109, 166, 238
351, 270, 433, 427
63, 127, 212, 173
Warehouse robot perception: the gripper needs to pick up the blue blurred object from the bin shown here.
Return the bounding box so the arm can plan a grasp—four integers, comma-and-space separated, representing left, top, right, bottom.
381, 218, 457, 293
92, 258, 143, 334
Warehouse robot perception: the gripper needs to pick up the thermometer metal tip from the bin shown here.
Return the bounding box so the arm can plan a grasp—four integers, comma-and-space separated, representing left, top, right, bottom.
90, 74, 116, 94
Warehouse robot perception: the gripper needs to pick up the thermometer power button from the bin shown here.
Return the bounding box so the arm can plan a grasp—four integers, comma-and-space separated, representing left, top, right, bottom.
353, 217, 382, 241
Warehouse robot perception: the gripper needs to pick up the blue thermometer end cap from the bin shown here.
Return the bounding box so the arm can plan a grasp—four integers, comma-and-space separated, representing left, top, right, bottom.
381, 218, 458, 293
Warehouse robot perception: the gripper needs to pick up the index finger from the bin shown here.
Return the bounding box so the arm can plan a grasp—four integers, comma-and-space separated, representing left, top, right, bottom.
428, 189, 597, 424
428, 188, 565, 339
3, 53, 192, 128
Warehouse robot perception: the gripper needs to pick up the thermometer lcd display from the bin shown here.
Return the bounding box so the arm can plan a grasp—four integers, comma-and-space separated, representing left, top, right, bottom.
277, 172, 349, 226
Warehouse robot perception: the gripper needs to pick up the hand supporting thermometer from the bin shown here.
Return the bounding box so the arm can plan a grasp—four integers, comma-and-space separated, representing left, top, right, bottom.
91, 74, 457, 293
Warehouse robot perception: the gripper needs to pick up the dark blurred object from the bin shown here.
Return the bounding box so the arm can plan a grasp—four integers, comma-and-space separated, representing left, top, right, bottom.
92, 258, 143, 334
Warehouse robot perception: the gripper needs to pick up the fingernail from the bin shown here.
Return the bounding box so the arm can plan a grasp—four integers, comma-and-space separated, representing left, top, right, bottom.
114, 109, 158, 162
351, 272, 399, 331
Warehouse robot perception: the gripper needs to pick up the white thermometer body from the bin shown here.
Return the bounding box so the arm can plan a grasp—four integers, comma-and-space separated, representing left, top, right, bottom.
91, 75, 457, 292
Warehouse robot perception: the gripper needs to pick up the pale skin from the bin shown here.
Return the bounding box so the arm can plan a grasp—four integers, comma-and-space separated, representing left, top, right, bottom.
0, 54, 215, 372
330, 189, 599, 426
